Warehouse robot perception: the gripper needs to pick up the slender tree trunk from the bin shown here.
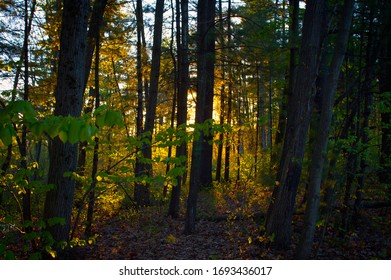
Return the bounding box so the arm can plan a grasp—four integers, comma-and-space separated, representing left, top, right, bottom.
224, 0, 233, 182
168, 0, 189, 218
164, 0, 177, 199
275, 0, 299, 146
85, 32, 101, 238
134, 0, 145, 206
83, 0, 108, 92
268, 64, 273, 152
134, 0, 165, 207
265, 0, 327, 249
296, 0, 355, 259
43, 0, 89, 243
135, 0, 144, 138
215, 0, 225, 182
21, 0, 36, 229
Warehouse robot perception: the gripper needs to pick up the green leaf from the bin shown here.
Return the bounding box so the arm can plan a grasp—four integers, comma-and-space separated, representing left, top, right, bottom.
23, 102, 37, 118
29, 121, 44, 136
0, 109, 11, 125
58, 130, 68, 143
68, 119, 82, 144
79, 123, 89, 142
45, 118, 61, 139
105, 110, 123, 127
96, 111, 106, 128
0, 124, 13, 146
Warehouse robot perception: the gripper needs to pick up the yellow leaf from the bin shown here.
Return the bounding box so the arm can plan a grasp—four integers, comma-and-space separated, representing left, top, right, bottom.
96, 175, 102, 182
166, 234, 177, 244
48, 250, 56, 258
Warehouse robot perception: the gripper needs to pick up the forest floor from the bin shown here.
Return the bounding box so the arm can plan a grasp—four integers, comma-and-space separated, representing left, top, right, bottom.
2, 190, 390, 260
72, 193, 391, 260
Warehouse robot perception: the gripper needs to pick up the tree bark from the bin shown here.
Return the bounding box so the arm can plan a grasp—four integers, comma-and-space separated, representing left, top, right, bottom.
265, 0, 327, 249
134, 0, 165, 207
21, 0, 37, 229
85, 32, 101, 238
168, 0, 189, 218
275, 0, 299, 146
215, 0, 226, 182
83, 0, 108, 92
296, 0, 355, 259
185, 0, 216, 234
224, 0, 233, 182
43, 0, 89, 243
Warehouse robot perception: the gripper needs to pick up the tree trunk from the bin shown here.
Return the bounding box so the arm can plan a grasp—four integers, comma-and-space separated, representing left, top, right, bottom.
134, 0, 165, 207
198, 0, 216, 189
265, 0, 327, 249
168, 0, 189, 218
85, 32, 101, 238
83, 0, 108, 91
224, 0, 233, 182
215, 0, 225, 182
275, 0, 299, 146
185, 0, 216, 234
134, 0, 146, 207
43, 0, 89, 243
21, 0, 37, 230
296, 0, 355, 259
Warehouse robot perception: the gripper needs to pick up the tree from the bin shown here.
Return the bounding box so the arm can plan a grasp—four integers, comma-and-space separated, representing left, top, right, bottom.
275, 0, 299, 146
168, 0, 189, 218
185, 0, 216, 234
83, 0, 108, 91
265, 0, 327, 249
134, 0, 165, 207
296, 0, 355, 259
43, 0, 89, 244
85, 30, 101, 237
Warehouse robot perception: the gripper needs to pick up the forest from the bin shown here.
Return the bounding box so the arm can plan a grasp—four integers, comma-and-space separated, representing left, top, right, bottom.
0, 0, 390, 260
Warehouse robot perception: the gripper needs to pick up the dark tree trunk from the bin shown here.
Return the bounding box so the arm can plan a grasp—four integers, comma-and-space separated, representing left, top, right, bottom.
135, 0, 145, 138
164, 0, 178, 199
83, 0, 108, 91
168, 0, 189, 218
43, 0, 89, 243
296, 0, 355, 259
215, 0, 225, 182
198, 0, 216, 189
185, 0, 216, 234
85, 32, 101, 238
134, 0, 146, 207
275, 0, 299, 146
134, 0, 165, 207
265, 0, 327, 249
21, 0, 36, 229
224, 0, 233, 182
